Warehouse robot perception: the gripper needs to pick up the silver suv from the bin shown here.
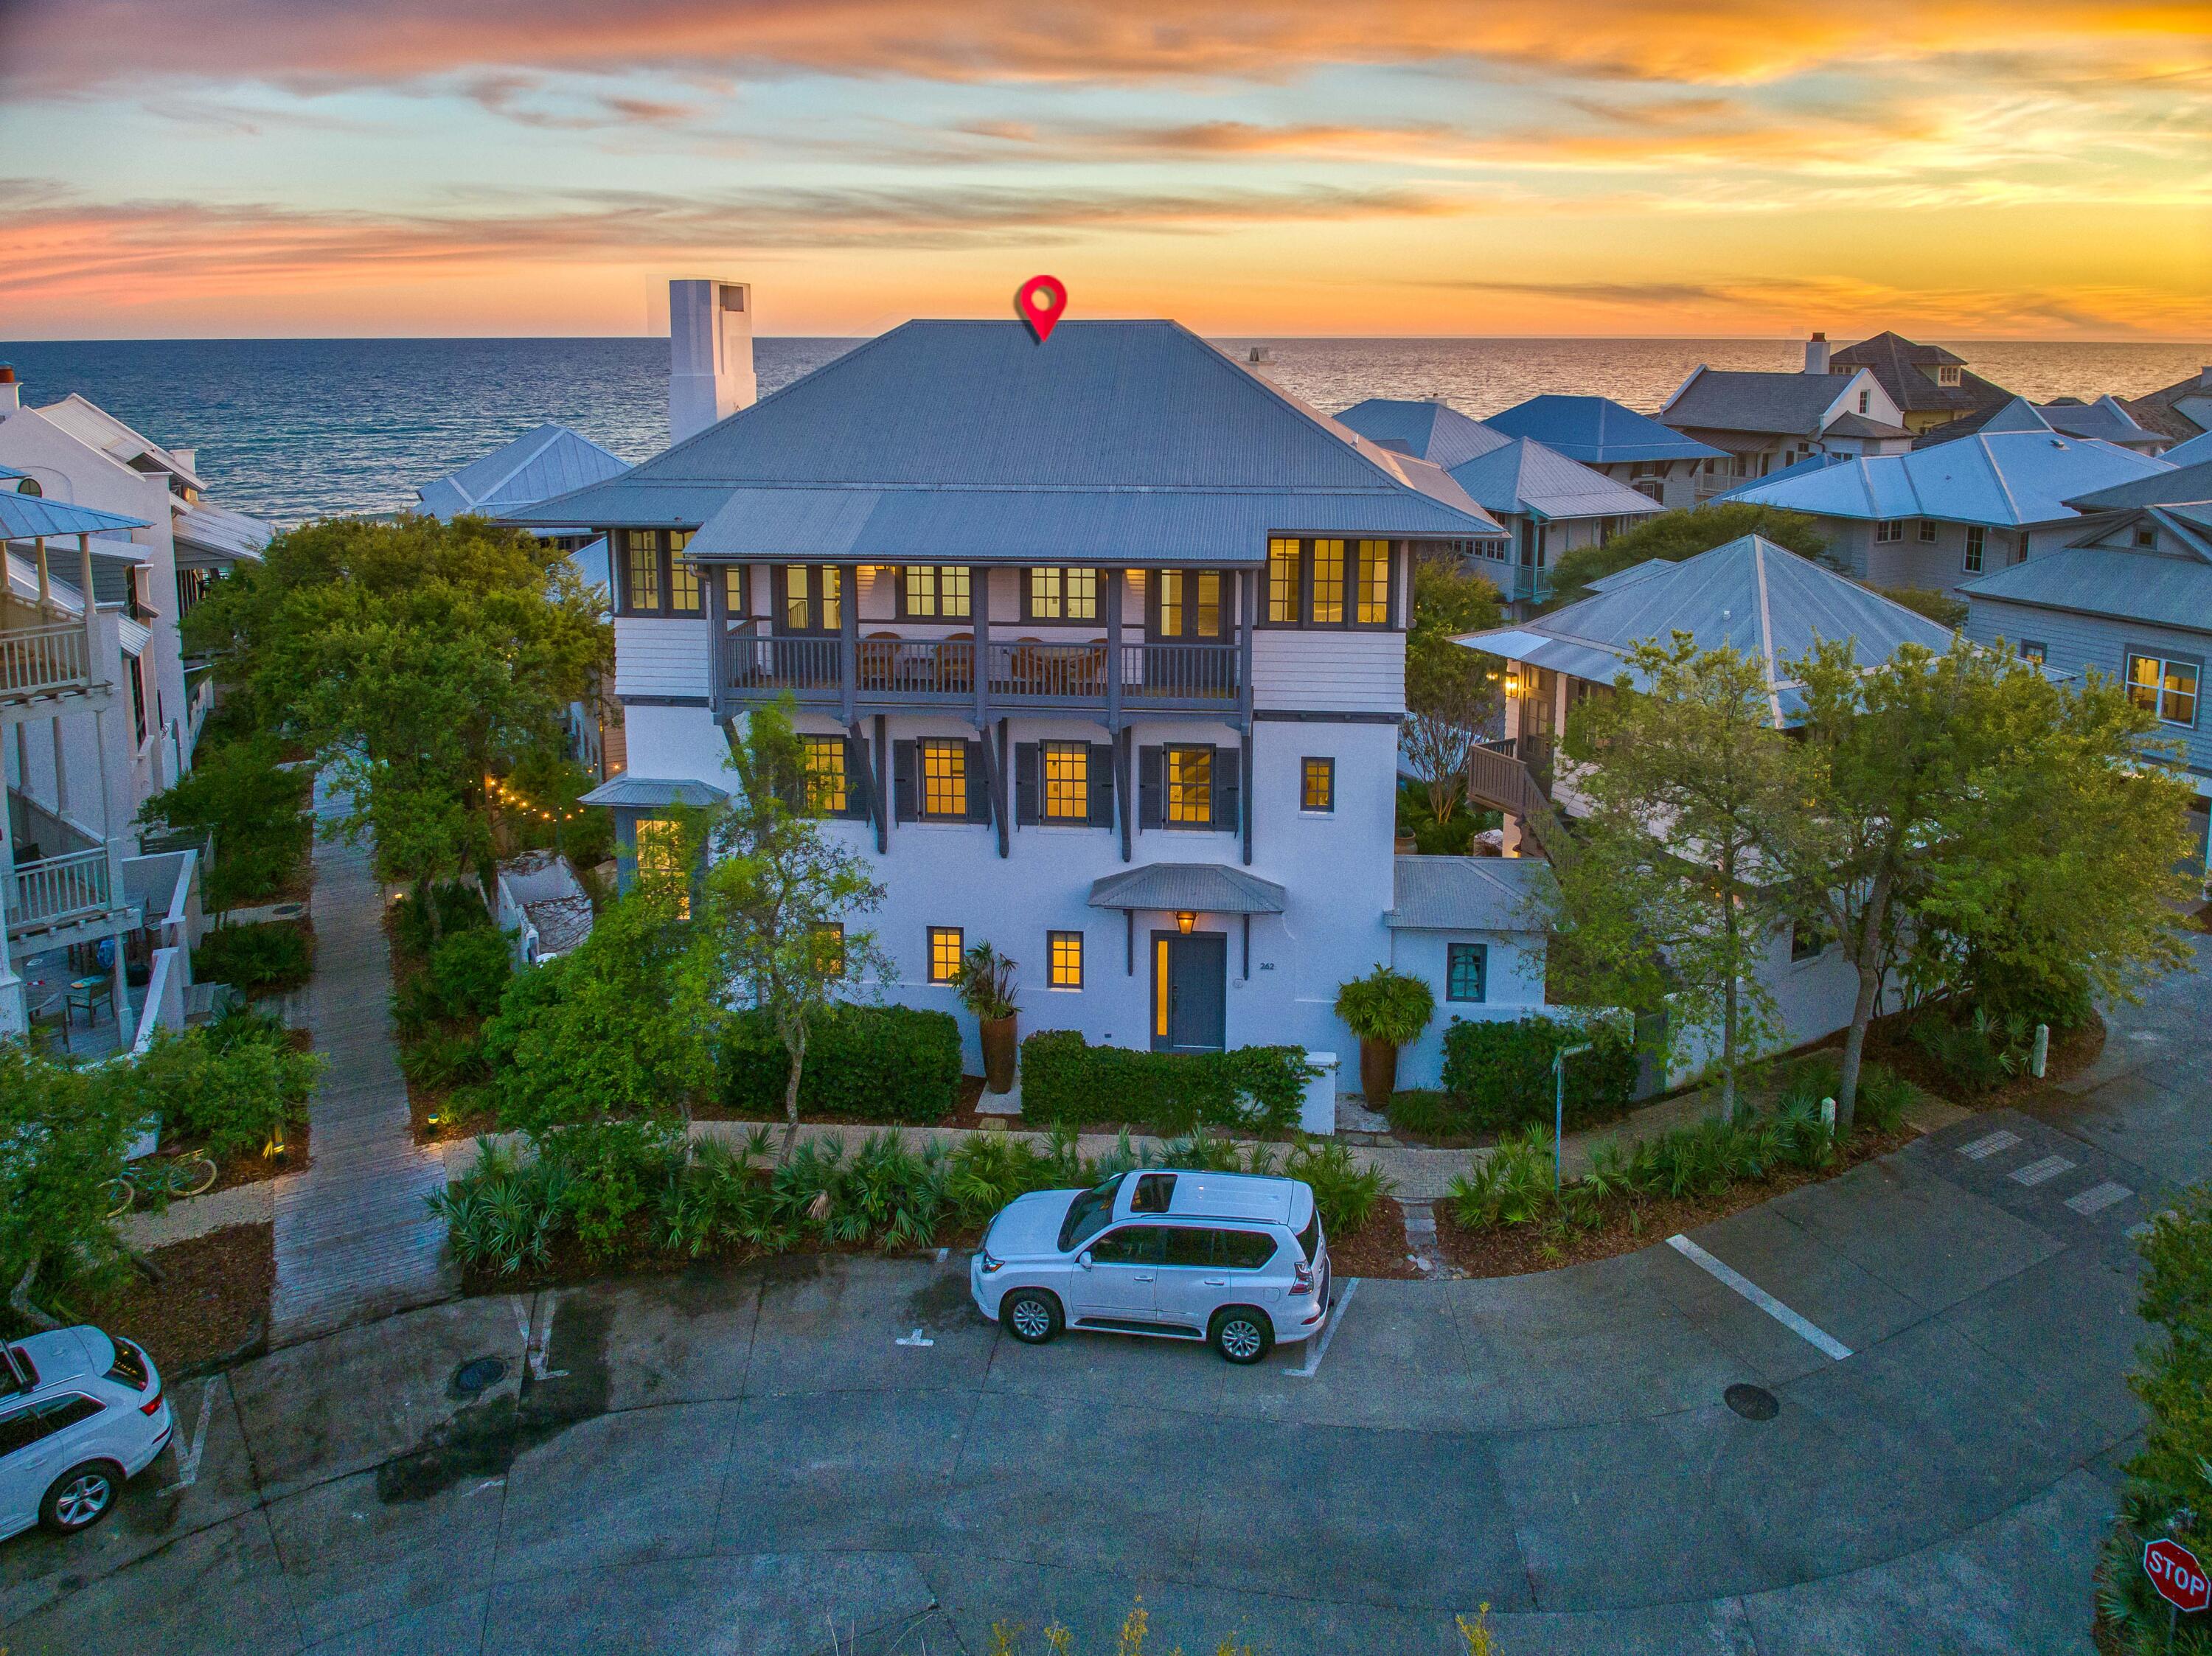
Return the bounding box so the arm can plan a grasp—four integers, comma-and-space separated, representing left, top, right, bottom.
970, 1168, 1330, 1364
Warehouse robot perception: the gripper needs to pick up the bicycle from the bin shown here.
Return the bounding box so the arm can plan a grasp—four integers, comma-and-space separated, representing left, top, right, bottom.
101, 1152, 219, 1217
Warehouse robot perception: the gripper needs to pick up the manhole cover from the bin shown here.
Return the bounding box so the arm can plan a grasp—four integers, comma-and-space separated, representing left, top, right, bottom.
1724, 1383, 1780, 1421
450, 1357, 509, 1398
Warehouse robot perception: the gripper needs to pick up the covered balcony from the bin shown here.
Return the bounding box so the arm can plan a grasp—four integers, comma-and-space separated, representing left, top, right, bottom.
0, 481, 146, 711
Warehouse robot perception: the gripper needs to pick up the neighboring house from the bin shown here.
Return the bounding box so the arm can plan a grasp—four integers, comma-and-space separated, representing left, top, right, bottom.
1919, 393, 2166, 455
1718, 398, 2174, 596
493, 849, 595, 968
417, 422, 633, 779
1829, 331, 2014, 436
2160, 430, 2212, 470
2121, 365, 2212, 450
0, 480, 197, 1046
1482, 394, 1728, 511
1335, 397, 1661, 612
1959, 459, 2212, 875
1658, 337, 1913, 496
1455, 535, 1954, 1068
503, 291, 1545, 1086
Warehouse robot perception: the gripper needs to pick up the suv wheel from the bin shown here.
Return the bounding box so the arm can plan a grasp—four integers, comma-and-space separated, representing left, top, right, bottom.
41, 1462, 122, 1534
1001, 1290, 1063, 1346
1211, 1307, 1273, 1365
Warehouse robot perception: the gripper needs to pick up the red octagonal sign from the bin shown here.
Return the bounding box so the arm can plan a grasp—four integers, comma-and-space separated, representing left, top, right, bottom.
2145, 1538, 2211, 1613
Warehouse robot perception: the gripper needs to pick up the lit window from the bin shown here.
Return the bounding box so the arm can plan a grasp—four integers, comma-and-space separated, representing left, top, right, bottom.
783, 564, 812, 631
2127, 653, 2200, 728
1301, 756, 1334, 813
2020, 641, 2047, 665
635, 818, 689, 916
1026, 567, 1099, 621
1048, 930, 1084, 989
901, 566, 971, 619
723, 566, 749, 613
1446, 943, 1487, 1003
1166, 746, 1213, 825
1356, 540, 1390, 625
669, 540, 701, 613
627, 531, 661, 611
814, 922, 846, 978
801, 736, 848, 815
1155, 570, 1224, 640
928, 926, 964, 984
1917, 521, 1938, 544
1964, 526, 1986, 573
1267, 538, 1301, 622
1158, 570, 1183, 639
821, 566, 842, 631
920, 739, 967, 818
1310, 540, 1346, 623
1042, 741, 1088, 821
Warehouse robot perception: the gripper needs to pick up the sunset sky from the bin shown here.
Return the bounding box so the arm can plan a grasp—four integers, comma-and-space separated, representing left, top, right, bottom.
2, 0, 2208, 339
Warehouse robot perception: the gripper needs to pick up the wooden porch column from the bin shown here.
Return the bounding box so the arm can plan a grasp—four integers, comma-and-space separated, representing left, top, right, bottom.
837, 563, 859, 725
703, 560, 729, 720
1105, 567, 1124, 733
973, 566, 992, 728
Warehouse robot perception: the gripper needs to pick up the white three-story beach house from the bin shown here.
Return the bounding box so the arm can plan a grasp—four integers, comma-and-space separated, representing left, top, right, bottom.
507, 285, 1551, 1079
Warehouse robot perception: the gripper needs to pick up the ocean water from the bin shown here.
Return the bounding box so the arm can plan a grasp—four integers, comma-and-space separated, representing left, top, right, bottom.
1, 334, 2202, 526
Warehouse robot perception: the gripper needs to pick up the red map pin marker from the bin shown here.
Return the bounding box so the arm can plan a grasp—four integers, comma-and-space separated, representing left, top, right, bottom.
1016, 275, 1067, 343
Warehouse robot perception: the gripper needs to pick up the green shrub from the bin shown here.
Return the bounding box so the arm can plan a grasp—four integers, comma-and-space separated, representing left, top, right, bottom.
1878, 586, 1968, 629
203, 1003, 289, 1054
1018, 1031, 1315, 1134
720, 1004, 961, 1123
427, 1140, 573, 1276
192, 920, 313, 993
2097, 1184, 2212, 1653
122, 1024, 322, 1161
1448, 1125, 1557, 1228
536, 1119, 685, 1259
1384, 1089, 1469, 1140
658, 1130, 795, 1257
945, 1131, 1077, 1228
1335, 966, 1435, 1046
1439, 1014, 1636, 1133
773, 1131, 950, 1251
392, 879, 493, 959
398, 928, 514, 1030
138, 734, 310, 910
1910, 1009, 2026, 1094
1284, 1138, 1391, 1235
399, 1029, 490, 1090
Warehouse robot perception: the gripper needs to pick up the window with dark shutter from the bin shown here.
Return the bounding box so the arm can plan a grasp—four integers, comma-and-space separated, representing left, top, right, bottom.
892, 740, 919, 822
1138, 745, 1164, 829
1086, 743, 1115, 827
963, 740, 993, 823
1212, 745, 1240, 833
1014, 742, 1040, 826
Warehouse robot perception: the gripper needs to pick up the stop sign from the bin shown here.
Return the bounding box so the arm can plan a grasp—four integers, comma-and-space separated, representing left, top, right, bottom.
2145, 1538, 2211, 1613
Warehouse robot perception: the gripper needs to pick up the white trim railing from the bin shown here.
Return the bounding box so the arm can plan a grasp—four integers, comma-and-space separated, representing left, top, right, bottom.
8, 844, 112, 930
0, 622, 91, 700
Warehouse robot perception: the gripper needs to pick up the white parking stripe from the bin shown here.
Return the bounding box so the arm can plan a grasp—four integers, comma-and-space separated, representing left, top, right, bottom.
1958, 1130, 2022, 1161
158, 1377, 219, 1495
1667, 1234, 1854, 1361
1289, 1278, 1361, 1378
2066, 1180, 2132, 1216
2011, 1155, 2075, 1187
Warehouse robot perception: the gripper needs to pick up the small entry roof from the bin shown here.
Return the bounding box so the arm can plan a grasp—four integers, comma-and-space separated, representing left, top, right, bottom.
1087, 863, 1288, 914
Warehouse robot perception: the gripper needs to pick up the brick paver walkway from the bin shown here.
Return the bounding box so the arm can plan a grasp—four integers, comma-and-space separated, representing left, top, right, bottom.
268, 772, 455, 1344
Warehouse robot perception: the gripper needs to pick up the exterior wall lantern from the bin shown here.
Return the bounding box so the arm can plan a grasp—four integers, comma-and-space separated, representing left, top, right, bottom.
1175, 911, 1197, 934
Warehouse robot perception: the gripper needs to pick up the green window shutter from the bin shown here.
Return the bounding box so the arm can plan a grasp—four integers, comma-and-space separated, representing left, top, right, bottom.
1138, 745, 1163, 830
892, 740, 918, 823
1014, 742, 1040, 826
1086, 743, 1115, 827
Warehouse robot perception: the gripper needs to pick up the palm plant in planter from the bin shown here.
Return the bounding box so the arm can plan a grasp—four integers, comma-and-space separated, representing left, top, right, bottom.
1335, 966, 1435, 1106
955, 942, 1020, 1093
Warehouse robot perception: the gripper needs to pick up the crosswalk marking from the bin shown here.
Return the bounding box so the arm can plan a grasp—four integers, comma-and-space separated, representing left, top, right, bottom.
2011, 1155, 2076, 1187
1958, 1130, 2022, 1161
2065, 1180, 2132, 1216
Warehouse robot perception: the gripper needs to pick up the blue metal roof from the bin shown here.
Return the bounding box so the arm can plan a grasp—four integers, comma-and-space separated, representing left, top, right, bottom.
1335, 399, 1661, 524
1962, 547, 2212, 635
1335, 397, 1510, 471
0, 493, 150, 540
2159, 430, 2212, 470
1483, 395, 1726, 465
1387, 855, 1555, 932
1458, 534, 1954, 724
1722, 428, 2172, 529
505, 321, 1503, 560
420, 423, 631, 522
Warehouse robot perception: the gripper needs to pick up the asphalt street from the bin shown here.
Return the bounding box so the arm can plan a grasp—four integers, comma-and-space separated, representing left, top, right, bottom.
3, 938, 2202, 1656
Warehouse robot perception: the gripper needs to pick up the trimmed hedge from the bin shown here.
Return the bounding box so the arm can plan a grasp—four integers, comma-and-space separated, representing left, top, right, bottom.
1018, 1031, 1314, 1134
1439, 1013, 1637, 1133
721, 1004, 962, 1124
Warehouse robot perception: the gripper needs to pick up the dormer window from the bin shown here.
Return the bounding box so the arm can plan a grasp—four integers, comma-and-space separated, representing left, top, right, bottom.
1936, 366, 1961, 387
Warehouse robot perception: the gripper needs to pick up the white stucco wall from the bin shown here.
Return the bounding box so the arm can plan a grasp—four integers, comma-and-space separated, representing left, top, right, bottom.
1386, 927, 1548, 1090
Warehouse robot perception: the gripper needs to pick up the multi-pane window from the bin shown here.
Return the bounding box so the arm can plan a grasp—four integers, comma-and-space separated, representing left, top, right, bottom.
2020, 640, 2047, 665
625, 530, 662, 610
813, 922, 846, 978
1267, 538, 1301, 622
1301, 756, 1335, 813
1026, 566, 1099, 622
1446, 942, 1487, 1003
899, 566, 971, 619
2128, 653, 2201, 728
668, 530, 700, 613
780, 566, 842, 633
1310, 539, 1346, 623
723, 566, 748, 613
920, 739, 967, 818
1153, 571, 1223, 640
1917, 521, 1938, 544
801, 736, 849, 815
1048, 930, 1084, 989
1874, 521, 1904, 543
1166, 746, 1213, 825
1042, 741, 1089, 821
1964, 526, 1986, 573
928, 926, 964, 984
1356, 540, 1389, 623
635, 818, 689, 916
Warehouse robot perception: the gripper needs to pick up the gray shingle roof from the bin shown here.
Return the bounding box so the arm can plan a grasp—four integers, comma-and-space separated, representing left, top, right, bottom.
1661, 369, 1857, 438
1831, 331, 2013, 419
1962, 546, 2212, 635
2122, 370, 2212, 443
504, 321, 1504, 560
1087, 863, 1287, 914
1823, 411, 1914, 439
1457, 534, 1955, 724
1386, 855, 1555, 932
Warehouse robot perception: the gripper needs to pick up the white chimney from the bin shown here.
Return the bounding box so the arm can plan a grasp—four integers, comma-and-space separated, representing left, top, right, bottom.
169, 447, 196, 473
0, 365, 18, 414
668, 278, 756, 446
1804, 333, 1831, 375
2199, 364, 2212, 391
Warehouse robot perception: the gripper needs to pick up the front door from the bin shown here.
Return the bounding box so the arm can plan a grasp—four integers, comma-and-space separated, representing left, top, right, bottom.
1152, 931, 1227, 1054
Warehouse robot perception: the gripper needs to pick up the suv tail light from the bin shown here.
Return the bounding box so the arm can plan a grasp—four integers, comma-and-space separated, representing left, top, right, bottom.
1290, 1259, 1315, 1296
139, 1388, 164, 1416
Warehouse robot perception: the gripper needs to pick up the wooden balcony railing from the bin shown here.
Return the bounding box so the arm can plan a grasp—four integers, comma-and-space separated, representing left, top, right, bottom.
0, 622, 93, 701
1466, 739, 1571, 860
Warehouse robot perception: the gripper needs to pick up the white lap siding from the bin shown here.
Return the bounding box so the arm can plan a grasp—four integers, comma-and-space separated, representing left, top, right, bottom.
613, 616, 712, 703
1251, 629, 1405, 716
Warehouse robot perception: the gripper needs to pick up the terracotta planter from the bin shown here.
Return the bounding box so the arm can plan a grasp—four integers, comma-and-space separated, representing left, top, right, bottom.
980, 1014, 1018, 1094
1358, 1038, 1398, 1106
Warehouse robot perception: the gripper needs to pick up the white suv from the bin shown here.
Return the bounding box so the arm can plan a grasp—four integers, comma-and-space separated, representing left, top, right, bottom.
970, 1168, 1331, 1364
1, 1326, 173, 1541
